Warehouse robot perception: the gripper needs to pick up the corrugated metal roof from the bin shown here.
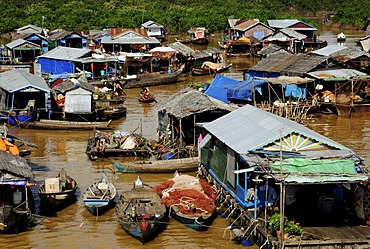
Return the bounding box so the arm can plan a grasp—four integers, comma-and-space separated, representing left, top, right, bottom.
167, 42, 194, 56
265, 28, 307, 41
141, 20, 163, 28
267, 19, 317, 31
250, 53, 329, 75
233, 19, 261, 31
0, 150, 33, 178
6, 39, 40, 49
307, 69, 367, 79
310, 45, 348, 56
48, 29, 75, 41
101, 30, 160, 44
38, 46, 91, 61
203, 104, 353, 154
0, 69, 50, 93
331, 47, 370, 62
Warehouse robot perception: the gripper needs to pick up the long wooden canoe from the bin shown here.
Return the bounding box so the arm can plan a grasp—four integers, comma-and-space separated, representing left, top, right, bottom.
112, 157, 199, 173
121, 65, 184, 89
19, 119, 112, 130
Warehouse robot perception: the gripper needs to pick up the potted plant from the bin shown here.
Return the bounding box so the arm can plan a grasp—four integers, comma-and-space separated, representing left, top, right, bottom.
93, 90, 101, 100
268, 213, 288, 231
285, 221, 303, 236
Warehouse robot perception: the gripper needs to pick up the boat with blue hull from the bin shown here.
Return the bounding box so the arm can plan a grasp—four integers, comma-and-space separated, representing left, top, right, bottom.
82, 172, 117, 216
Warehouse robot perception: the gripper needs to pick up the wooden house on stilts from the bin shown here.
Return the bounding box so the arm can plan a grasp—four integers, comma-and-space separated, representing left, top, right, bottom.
156, 88, 235, 158
198, 104, 370, 248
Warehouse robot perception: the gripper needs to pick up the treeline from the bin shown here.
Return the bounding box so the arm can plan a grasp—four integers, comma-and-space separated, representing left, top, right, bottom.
0, 0, 368, 34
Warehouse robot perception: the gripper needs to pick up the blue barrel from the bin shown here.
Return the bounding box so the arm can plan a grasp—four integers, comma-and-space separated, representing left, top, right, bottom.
163, 153, 175, 160
241, 239, 253, 247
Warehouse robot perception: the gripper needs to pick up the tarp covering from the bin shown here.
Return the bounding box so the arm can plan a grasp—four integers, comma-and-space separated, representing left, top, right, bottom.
226, 75, 266, 102
204, 74, 240, 103
270, 158, 368, 183
38, 57, 75, 74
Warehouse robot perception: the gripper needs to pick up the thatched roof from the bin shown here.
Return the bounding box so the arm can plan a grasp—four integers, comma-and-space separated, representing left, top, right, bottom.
156, 88, 235, 119
0, 151, 33, 179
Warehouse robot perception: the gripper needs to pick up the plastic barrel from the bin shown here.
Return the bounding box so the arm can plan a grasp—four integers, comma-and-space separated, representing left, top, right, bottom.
163, 153, 175, 160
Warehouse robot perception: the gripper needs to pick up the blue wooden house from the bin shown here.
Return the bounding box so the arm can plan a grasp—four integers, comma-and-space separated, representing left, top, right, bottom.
48, 29, 88, 50
37, 47, 92, 74
199, 104, 369, 226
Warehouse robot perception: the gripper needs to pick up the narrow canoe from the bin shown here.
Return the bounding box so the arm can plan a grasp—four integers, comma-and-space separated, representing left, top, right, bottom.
112, 157, 199, 173
19, 119, 112, 130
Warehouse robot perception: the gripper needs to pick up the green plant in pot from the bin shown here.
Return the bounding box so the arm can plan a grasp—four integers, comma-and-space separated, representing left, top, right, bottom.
268, 213, 288, 231
285, 221, 303, 236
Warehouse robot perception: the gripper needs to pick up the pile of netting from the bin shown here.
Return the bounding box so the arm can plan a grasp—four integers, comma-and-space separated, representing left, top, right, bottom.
154, 174, 216, 214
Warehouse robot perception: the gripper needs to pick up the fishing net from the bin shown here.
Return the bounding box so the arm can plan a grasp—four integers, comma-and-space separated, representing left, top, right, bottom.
154, 174, 216, 214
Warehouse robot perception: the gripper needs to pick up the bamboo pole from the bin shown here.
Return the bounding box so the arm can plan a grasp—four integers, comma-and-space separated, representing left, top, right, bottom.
279, 130, 285, 247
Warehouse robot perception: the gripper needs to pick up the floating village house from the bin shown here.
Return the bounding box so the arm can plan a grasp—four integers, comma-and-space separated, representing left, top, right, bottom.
100, 28, 160, 54
88, 29, 111, 49
246, 52, 330, 103
156, 88, 235, 156
5, 39, 41, 63
167, 41, 213, 72
50, 78, 96, 121
310, 45, 370, 74
48, 29, 88, 50
0, 69, 50, 114
141, 20, 165, 41
11, 24, 47, 41
262, 28, 307, 54
267, 19, 325, 50
198, 104, 370, 248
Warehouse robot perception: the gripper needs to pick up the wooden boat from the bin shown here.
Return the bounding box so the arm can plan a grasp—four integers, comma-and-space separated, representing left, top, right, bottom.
82, 172, 117, 216
154, 172, 216, 231
121, 65, 184, 89
139, 88, 156, 103
38, 168, 78, 214
0, 180, 35, 233
19, 119, 112, 130
112, 157, 198, 173
337, 32, 346, 42
85, 131, 153, 160
174, 38, 191, 44
191, 62, 232, 76
97, 105, 127, 121
115, 177, 168, 244
187, 27, 209, 45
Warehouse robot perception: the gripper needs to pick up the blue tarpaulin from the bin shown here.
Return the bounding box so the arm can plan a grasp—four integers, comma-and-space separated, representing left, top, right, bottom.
284, 84, 307, 98
227, 76, 266, 102
204, 74, 240, 103
38, 57, 75, 74
204, 74, 267, 103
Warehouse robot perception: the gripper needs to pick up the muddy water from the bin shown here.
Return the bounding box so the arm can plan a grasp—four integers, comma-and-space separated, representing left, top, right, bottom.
2, 32, 369, 249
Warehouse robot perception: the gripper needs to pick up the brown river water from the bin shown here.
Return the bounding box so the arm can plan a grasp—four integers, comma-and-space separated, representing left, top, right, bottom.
1, 30, 369, 249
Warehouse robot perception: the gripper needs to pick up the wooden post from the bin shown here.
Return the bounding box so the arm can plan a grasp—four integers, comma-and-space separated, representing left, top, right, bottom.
171, 116, 174, 143
279, 130, 285, 247
193, 114, 196, 146
179, 118, 183, 147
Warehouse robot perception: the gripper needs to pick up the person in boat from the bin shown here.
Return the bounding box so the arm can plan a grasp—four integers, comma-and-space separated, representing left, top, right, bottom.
140, 87, 151, 100
113, 80, 123, 94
